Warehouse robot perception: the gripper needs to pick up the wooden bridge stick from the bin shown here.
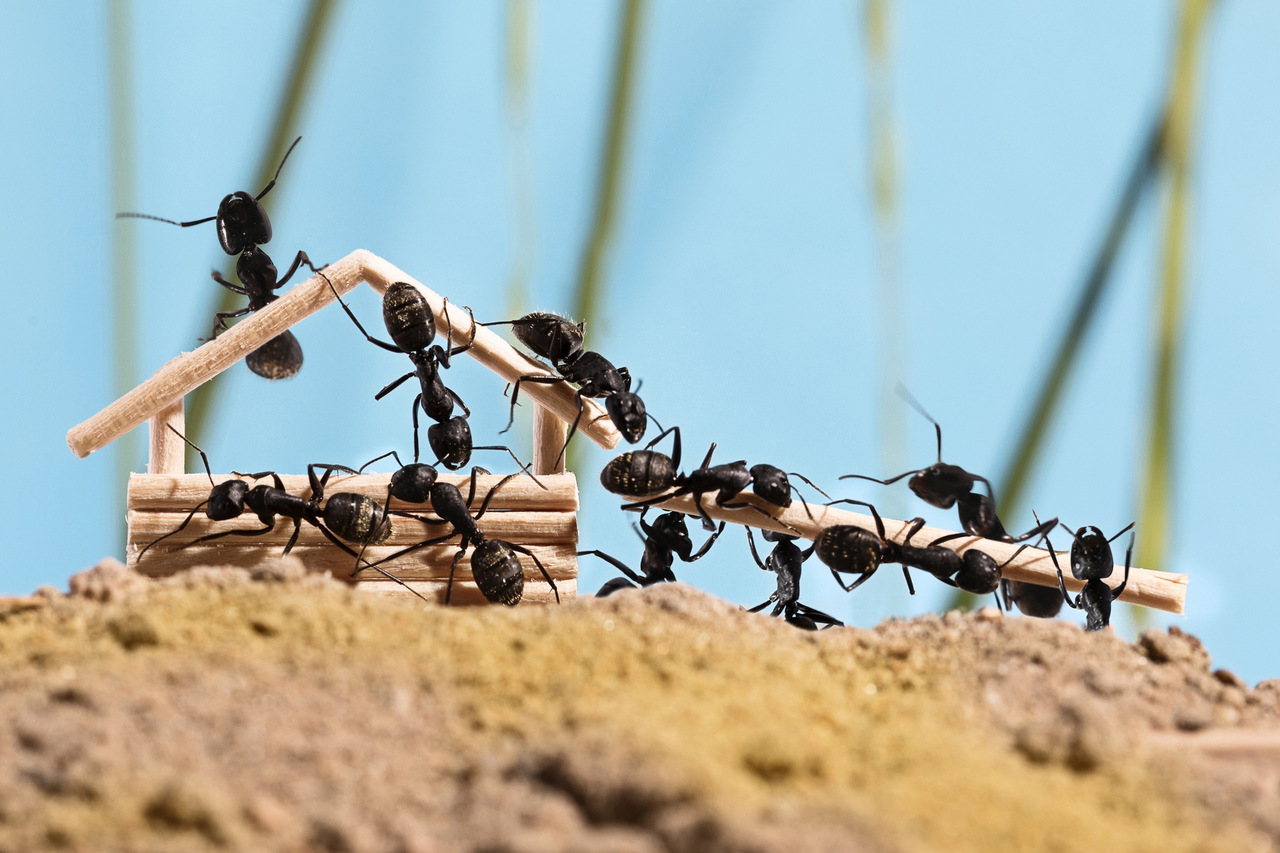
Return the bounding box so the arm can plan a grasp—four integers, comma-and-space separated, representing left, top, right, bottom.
67, 250, 621, 459
642, 492, 1188, 615
533, 406, 568, 476
147, 398, 185, 474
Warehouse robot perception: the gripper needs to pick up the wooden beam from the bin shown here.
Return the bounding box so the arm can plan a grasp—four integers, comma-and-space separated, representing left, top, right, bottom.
67, 250, 622, 459
640, 492, 1188, 615
533, 406, 568, 476
357, 578, 571, 606
147, 399, 185, 475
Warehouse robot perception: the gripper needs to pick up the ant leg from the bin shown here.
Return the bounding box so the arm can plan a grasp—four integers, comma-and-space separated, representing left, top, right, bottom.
501, 375, 563, 433
554, 390, 590, 467
463, 466, 491, 506
744, 528, 768, 571
447, 305, 477, 359
375, 371, 418, 401
471, 474, 520, 522
137, 500, 210, 559
283, 519, 303, 554
323, 270, 401, 353
577, 550, 647, 586
412, 395, 423, 462
795, 602, 843, 628
901, 517, 928, 547
471, 445, 546, 489
314, 522, 430, 604
358, 450, 404, 473
716, 499, 802, 534
273, 250, 320, 292
183, 521, 277, 549
901, 567, 916, 596
205, 304, 251, 340
747, 597, 777, 614
506, 543, 560, 604
833, 565, 879, 594
788, 472, 831, 521
1110, 532, 1135, 600
444, 545, 470, 606
1003, 515, 1059, 544
210, 271, 250, 297
686, 521, 727, 561
824, 498, 887, 540
449, 389, 472, 419
255, 135, 302, 201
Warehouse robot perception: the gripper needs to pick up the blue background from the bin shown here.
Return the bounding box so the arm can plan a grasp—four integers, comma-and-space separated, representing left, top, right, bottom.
3, 3, 1277, 682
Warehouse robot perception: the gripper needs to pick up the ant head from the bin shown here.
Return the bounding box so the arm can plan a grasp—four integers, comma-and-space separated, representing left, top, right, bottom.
215, 191, 271, 255
390, 463, 439, 504
606, 392, 647, 443
957, 551, 1000, 595
383, 282, 436, 353
205, 479, 250, 522
749, 464, 792, 509
652, 511, 694, 558
907, 463, 975, 509
1068, 525, 1115, 581
428, 417, 472, 470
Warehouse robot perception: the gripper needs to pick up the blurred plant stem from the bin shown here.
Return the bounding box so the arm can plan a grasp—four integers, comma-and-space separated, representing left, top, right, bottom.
108, 0, 139, 556
504, 0, 537, 323
1136, 0, 1215, 580
184, 0, 340, 460
567, 0, 646, 473
861, 0, 908, 519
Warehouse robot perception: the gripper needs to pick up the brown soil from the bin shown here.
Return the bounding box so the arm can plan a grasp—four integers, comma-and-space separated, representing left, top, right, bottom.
0, 558, 1277, 853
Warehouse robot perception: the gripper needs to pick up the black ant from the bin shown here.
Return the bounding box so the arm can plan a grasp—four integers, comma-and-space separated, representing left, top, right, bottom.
841, 391, 1055, 545
600, 425, 682, 499
619, 441, 828, 532
1042, 518, 1136, 631
816, 500, 1032, 605
360, 467, 558, 606
136, 428, 427, 602
118, 136, 321, 380
482, 312, 585, 369
744, 528, 842, 630
578, 506, 726, 594
503, 348, 647, 464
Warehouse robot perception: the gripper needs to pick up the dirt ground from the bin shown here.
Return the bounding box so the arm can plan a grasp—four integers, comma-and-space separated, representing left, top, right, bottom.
0, 558, 1277, 853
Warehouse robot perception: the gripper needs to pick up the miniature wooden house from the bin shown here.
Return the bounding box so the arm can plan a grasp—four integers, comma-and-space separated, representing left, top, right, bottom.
66, 250, 622, 604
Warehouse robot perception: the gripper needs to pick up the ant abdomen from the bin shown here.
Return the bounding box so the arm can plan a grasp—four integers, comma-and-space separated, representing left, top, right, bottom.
600, 451, 676, 498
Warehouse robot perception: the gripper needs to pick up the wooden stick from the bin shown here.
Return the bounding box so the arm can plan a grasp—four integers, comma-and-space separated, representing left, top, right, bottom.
130, 543, 578, 581
127, 510, 577, 549
67, 249, 621, 459
127, 472, 578, 513
147, 398, 185, 475
533, 406, 568, 476
356, 578, 572, 606
641, 492, 1189, 615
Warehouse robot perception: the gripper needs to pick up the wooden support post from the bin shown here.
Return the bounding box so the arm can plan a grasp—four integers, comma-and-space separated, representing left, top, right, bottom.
533, 406, 567, 476
147, 398, 185, 475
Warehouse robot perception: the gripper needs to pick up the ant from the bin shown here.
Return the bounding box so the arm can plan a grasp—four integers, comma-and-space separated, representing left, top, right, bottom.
135, 428, 427, 602
816, 500, 1032, 606
502, 348, 647, 465
619, 441, 828, 532
744, 528, 842, 630
600, 425, 683, 499
118, 136, 321, 380
482, 312, 585, 369
578, 506, 726, 594
841, 390, 1055, 544
360, 467, 558, 606
1042, 518, 1136, 631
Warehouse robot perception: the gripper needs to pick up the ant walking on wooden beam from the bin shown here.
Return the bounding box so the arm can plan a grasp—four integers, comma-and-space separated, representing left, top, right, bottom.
117, 136, 322, 379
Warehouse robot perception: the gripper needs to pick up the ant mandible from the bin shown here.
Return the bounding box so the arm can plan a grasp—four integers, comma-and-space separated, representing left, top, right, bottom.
118, 136, 322, 379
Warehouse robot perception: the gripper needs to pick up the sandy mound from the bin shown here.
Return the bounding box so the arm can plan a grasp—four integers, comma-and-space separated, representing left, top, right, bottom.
0, 558, 1276, 853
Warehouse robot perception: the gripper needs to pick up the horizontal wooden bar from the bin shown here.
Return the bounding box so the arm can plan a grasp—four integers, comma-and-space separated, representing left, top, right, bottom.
131, 542, 578, 582
67, 249, 621, 459
356, 578, 573, 606
127, 510, 576, 550
127, 472, 578, 513
640, 492, 1188, 615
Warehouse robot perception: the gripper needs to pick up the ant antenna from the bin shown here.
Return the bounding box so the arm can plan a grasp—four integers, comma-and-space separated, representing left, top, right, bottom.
894, 383, 943, 462
115, 210, 217, 228
167, 424, 214, 486
255, 136, 303, 201
1108, 521, 1136, 543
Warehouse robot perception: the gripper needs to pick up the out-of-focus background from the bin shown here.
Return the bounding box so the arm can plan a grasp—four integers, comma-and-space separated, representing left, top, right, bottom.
3, 1, 1275, 680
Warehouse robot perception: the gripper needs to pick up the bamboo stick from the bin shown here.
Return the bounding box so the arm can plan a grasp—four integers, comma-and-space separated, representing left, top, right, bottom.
127, 472, 578, 513
130, 543, 578, 581
127, 510, 576, 549
533, 406, 568, 476
147, 399, 185, 475
67, 250, 621, 459
357, 578, 572, 606
640, 492, 1188, 615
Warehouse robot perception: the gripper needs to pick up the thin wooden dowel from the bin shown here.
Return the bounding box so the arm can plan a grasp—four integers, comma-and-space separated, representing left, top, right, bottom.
642, 492, 1188, 615
130, 542, 578, 580
127, 510, 577, 549
147, 399, 185, 475
67, 249, 621, 459
127, 472, 578, 513
356, 578, 573, 606
533, 405, 568, 476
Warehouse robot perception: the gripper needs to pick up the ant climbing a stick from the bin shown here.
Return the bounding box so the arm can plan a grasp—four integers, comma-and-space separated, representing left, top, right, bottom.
118, 136, 322, 379
579, 506, 726, 595
1041, 516, 1136, 631
744, 527, 842, 630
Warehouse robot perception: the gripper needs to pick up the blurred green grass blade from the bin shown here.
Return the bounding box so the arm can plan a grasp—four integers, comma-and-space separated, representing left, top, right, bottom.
504, 0, 537, 323
108, 0, 140, 555
862, 0, 909, 516
995, 116, 1164, 519
185, 0, 341, 454
567, 0, 646, 473
1137, 0, 1215, 577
